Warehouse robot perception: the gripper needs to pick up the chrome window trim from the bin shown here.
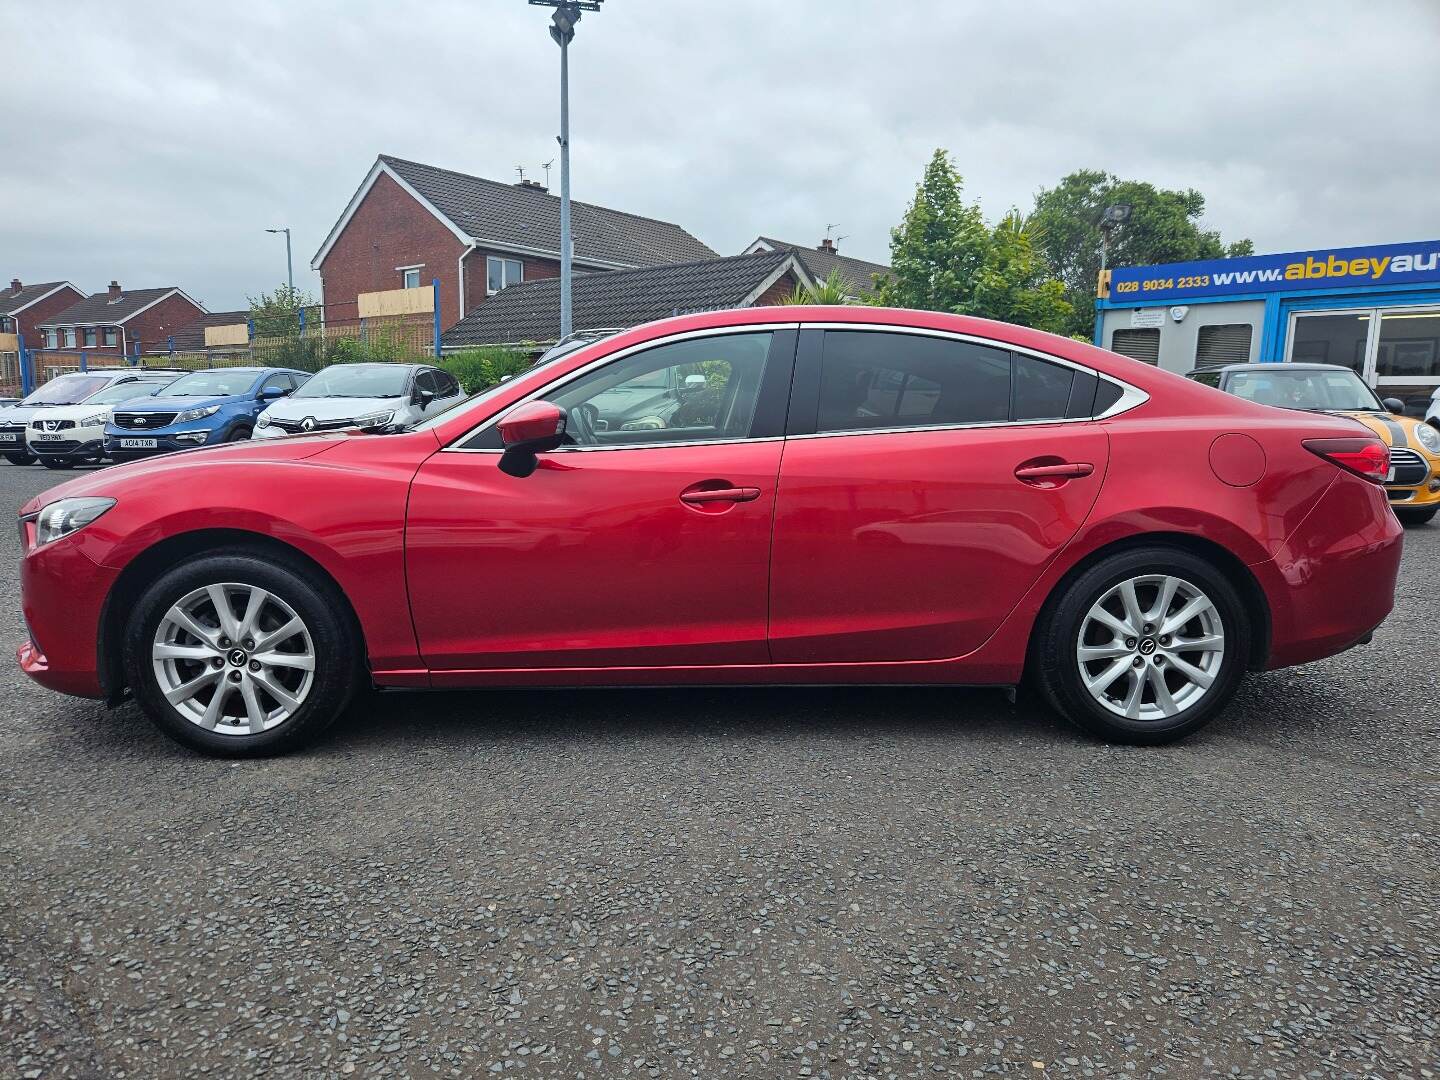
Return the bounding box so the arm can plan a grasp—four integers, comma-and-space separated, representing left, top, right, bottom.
439, 320, 1148, 453
441, 322, 801, 452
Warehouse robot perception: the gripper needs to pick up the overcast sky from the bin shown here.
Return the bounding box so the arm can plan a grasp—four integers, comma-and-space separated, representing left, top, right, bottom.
3, 0, 1438, 311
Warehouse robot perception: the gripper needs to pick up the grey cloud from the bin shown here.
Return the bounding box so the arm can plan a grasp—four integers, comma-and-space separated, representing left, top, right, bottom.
2, 0, 1436, 310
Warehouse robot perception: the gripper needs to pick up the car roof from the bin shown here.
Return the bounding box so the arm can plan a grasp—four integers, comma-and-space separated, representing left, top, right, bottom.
1190, 362, 1354, 374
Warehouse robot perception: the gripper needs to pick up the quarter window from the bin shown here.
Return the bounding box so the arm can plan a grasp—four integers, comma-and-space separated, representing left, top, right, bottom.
816, 331, 1011, 432
487, 257, 524, 295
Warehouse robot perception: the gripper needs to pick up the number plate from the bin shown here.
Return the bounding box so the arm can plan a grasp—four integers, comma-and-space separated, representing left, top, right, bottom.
35, 433, 64, 442
119, 437, 158, 449
0, 432, 17, 442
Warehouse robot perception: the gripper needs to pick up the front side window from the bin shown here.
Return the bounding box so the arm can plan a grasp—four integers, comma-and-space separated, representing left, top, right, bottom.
466, 332, 775, 449
816, 331, 1011, 432
487, 256, 524, 295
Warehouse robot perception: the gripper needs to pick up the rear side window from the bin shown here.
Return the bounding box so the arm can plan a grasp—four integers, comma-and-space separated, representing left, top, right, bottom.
1012, 353, 1074, 421
816, 331, 1010, 432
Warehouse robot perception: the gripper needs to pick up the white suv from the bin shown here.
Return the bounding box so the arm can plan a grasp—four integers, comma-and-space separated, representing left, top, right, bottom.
25, 372, 181, 469
0, 368, 185, 466
255, 363, 463, 438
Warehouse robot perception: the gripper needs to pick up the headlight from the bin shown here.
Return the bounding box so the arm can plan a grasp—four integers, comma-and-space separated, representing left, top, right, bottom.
352, 411, 395, 429
1414, 422, 1440, 454
80, 412, 108, 427
256, 414, 271, 429
175, 405, 221, 423
34, 497, 116, 547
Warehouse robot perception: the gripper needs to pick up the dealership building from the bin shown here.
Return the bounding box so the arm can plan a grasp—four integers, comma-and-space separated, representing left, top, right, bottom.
1095, 239, 1440, 416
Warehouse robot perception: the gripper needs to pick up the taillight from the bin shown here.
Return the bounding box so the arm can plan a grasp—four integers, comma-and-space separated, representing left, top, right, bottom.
1302, 437, 1389, 483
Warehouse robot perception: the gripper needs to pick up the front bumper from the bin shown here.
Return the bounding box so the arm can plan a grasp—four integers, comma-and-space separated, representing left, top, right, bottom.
103, 425, 225, 460
28, 435, 104, 462
17, 532, 119, 699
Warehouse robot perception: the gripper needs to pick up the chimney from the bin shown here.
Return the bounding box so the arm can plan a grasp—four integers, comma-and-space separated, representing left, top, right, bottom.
8, 278, 20, 295
515, 178, 548, 193
108, 280, 122, 299
818, 238, 836, 254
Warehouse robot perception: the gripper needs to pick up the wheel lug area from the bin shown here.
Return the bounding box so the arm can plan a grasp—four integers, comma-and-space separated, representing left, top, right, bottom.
1125, 637, 1137, 649
1132, 657, 1144, 667
249, 660, 261, 672
219, 637, 231, 649
228, 670, 242, 683
1142, 624, 1154, 634
1159, 635, 1171, 646
211, 657, 224, 669
243, 639, 255, 650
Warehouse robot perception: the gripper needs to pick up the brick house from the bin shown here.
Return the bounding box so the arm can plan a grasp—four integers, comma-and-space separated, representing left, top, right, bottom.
311, 155, 717, 330
1, 279, 86, 348
35, 282, 207, 357
442, 249, 811, 349
742, 236, 892, 301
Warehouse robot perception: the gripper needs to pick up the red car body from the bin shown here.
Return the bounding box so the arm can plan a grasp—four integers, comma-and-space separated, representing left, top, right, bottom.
17, 306, 1403, 712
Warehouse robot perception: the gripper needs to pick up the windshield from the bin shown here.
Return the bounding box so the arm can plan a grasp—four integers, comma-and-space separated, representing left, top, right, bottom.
20, 374, 111, 406
162, 370, 259, 397
85, 378, 176, 404
1227, 368, 1383, 412
293, 365, 410, 399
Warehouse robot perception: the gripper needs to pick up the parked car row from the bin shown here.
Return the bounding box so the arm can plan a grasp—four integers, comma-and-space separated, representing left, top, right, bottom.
0, 362, 464, 469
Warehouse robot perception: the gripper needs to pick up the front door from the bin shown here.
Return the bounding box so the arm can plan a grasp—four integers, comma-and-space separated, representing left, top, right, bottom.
769, 328, 1111, 664
406, 328, 796, 671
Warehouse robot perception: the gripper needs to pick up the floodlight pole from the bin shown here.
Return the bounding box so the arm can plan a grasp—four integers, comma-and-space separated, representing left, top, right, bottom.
558, 24, 573, 339
267, 227, 294, 293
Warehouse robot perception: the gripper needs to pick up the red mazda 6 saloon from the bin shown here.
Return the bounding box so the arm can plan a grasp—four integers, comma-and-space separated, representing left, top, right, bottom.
16, 307, 1403, 756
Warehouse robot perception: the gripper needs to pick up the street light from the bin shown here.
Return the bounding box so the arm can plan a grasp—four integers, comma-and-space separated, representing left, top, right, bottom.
266, 227, 294, 293
1097, 203, 1132, 274
529, 0, 604, 339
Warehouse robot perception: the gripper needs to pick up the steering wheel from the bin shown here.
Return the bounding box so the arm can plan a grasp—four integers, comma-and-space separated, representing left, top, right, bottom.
568, 401, 599, 445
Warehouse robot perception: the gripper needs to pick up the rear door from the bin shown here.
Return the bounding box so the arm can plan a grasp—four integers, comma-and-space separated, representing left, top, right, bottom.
769, 328, 1112, 664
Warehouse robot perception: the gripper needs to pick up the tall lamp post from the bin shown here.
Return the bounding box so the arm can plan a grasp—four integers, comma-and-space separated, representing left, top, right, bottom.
529, 0, 603, 340
266, 227, 294, 293
1096, 203, 1131, 340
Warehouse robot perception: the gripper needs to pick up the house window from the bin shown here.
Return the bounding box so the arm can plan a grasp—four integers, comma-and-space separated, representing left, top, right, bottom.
0, 316, 11, 333
487, 256, 524, 295
103, 327, 119, 347
64, 328, 77, 348
401, 268, 422, 290
84, 328, 98, 347
45, 329, 58, 348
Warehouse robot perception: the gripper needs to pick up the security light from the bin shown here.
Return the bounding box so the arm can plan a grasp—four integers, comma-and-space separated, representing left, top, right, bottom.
1102, 203, 1133, 226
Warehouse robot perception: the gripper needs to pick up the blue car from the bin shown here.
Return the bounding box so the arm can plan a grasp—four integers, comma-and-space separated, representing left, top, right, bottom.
104, 367, 310, 461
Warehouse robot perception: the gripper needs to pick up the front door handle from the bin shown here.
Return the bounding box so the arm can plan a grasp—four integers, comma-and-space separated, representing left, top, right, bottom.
1015, 462, 1094, 481
680, 486, 761, 505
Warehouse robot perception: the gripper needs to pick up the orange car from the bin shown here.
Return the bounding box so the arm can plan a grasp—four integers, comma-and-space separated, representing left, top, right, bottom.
1188, 362, 1440, 526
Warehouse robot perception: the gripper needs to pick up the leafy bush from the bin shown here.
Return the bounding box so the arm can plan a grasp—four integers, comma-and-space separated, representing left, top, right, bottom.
441, 347, 532, 394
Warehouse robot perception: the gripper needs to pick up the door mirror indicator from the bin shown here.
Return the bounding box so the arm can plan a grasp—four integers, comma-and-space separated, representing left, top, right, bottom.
497, 400, 567, 478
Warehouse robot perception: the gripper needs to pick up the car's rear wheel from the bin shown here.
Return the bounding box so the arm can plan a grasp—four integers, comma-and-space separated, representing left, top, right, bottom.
1395, 507, 1436, 526
1032, 547, 1249, 745
4, 451, 36, 466
123, 551, 361, 757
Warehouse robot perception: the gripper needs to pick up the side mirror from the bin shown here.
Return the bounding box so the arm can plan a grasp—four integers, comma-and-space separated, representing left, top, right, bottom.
259, 385, 286, 399
683, 374, 706, 389
497, 400, 567, 478
414, 388, 436, 407
1382, 397, 1406, 415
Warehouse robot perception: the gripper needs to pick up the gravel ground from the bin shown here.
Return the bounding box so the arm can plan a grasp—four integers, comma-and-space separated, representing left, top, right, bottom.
1, 461, 1436, 1080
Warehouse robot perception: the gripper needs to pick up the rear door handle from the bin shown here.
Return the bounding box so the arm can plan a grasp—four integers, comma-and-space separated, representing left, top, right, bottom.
1015, 462, 1094, 481
680, 486, 761, 505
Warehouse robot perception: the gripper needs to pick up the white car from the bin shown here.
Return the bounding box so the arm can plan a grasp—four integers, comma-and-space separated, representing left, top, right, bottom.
0, 368, 184, 466
1427, 386, 1440, 429
254, 362, 463, 438
25, 372, 181, 469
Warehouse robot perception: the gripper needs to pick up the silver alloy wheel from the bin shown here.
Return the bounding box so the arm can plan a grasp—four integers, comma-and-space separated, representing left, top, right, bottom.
151, 582, 316, 736
1076, 574, 1225, 722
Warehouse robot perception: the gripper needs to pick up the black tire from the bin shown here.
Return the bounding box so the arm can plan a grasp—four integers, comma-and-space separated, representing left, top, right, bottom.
4, 451, 36, 466
1031, 546, 1250, 746
39, 457, 74, 470
1395, 507, 1437, 527
226, 424, 253, 443
123, 549, 363, 757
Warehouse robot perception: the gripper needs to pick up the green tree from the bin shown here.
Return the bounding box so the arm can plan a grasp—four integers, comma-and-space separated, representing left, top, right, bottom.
876, 149, 1071, 333
779, 267, 854, 305
1030, 169, 1254, 336
247, 284, 316, 338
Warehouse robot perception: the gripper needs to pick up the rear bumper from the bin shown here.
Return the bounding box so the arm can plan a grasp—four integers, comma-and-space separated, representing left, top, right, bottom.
1253, 473, 1404, 670
17, 534, 117, 698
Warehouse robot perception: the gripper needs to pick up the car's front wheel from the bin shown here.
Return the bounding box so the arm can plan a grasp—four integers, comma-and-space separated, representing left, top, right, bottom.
123, 550, 362, 756
1032, 547, 1250, 745
4, 451, 36, 466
